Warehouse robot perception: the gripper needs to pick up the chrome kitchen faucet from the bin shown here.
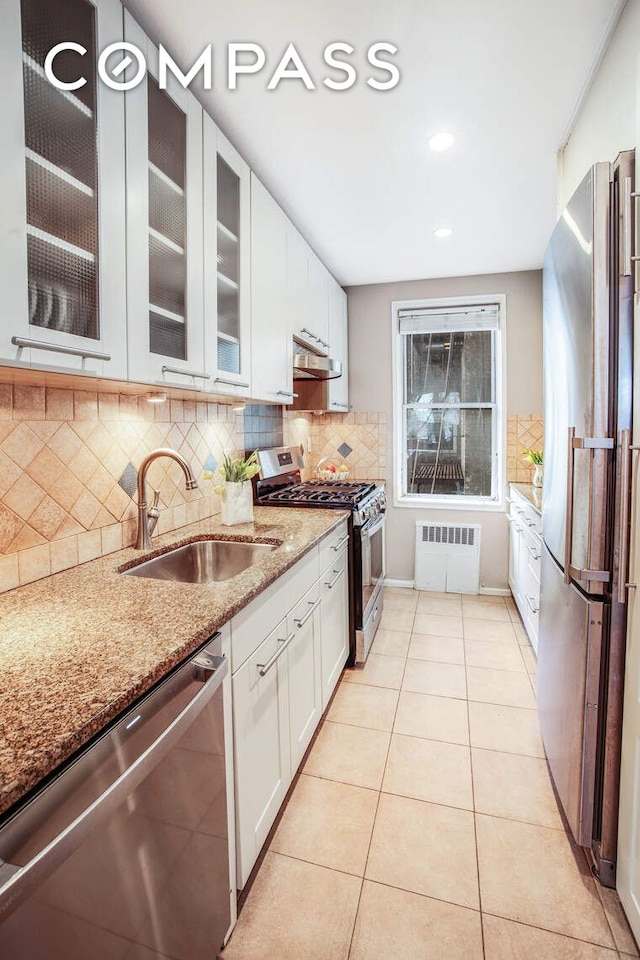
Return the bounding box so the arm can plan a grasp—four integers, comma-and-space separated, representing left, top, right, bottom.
135, 448, 198, 550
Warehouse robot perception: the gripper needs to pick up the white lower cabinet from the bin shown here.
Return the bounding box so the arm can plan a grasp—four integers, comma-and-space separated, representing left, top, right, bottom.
232, 619, 291, 888
508, 486, 541, 652
320, 546, 349, 710
231, 526, 349, 889
287, 584, 322, 771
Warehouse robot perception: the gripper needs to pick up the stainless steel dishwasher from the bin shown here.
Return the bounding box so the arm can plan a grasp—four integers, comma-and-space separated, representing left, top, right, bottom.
0, 634, 230, 960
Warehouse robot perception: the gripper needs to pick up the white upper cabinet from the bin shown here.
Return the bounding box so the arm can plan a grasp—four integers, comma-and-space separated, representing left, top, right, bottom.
305, 249, 329, 351
250, 176, 294, 403
289, 232, 329, 353
203, 120, 251, 397
327, 277, 349, 411
125, 13, 207, 391
0, 0, 127, 377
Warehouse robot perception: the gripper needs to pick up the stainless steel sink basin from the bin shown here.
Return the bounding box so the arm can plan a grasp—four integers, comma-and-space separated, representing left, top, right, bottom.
123, 539, 278, 584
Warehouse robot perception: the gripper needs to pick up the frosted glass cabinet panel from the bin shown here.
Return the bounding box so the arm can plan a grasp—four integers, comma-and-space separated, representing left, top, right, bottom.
125, 13, 206, 390
0, 0, 127, 376
203, 118, 251, 397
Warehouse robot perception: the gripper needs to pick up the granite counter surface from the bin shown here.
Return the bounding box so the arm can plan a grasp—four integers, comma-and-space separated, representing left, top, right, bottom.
510, 482, 542, 515
0, 506, 347, 820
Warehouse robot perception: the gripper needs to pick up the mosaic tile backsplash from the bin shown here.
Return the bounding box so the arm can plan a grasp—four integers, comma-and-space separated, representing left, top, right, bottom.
0, 385, 244, 592
507, 414, 544, 483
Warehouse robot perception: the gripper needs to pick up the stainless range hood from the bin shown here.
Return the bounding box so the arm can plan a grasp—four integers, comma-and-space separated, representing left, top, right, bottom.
293, 353, 342, 380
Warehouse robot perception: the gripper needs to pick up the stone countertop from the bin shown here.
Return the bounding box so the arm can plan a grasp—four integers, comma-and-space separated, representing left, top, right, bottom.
510, 482, 542, 515
0, 506, 347, 821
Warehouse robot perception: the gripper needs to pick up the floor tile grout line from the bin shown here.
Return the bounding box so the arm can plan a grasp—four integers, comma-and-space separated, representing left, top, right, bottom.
354, 875, 483, 919
479, 907, 621, 953
346, 670, 406, 960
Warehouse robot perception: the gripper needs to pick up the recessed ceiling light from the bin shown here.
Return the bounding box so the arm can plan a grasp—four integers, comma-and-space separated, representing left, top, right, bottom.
428, 131, 455, 152
434, 226, 454, 239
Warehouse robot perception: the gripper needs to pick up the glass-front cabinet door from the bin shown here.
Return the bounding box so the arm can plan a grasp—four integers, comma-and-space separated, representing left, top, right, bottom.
203, 117, 251, 397
0, 0, 127, 376
125, 13, 206, 390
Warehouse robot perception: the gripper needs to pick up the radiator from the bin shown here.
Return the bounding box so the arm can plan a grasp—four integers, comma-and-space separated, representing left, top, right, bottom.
414, 522, 481, 594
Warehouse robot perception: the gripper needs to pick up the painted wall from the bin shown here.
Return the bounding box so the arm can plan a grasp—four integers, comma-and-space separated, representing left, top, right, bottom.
346, 270, 542, 588
559, 0, 640, 208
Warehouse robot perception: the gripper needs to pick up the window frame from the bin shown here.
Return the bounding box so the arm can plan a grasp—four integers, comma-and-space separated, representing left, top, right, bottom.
391, 294, 507, 511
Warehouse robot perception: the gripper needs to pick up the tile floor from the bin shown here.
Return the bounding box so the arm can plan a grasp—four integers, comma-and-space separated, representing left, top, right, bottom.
221, 587, 639, 960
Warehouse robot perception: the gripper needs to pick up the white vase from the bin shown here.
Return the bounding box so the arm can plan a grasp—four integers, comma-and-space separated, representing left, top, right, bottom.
220, 481, 254, 526
532, 464, 543, 488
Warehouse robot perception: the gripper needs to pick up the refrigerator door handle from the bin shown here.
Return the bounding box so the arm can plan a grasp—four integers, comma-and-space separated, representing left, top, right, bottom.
564, 427, 576, 584
617, 429, 632, 604
565, 427, 614, 586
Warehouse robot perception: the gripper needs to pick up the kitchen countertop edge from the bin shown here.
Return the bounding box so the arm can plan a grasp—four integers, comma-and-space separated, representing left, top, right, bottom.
0, 506, 348, 821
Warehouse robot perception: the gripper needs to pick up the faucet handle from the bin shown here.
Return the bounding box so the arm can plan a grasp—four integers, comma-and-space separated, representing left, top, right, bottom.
147, 488, 161, 536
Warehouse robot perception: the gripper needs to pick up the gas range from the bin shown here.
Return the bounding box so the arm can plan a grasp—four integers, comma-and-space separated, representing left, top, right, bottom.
254, 446, 386, 665
254, 447, 385, 527
257, 478, 385, 527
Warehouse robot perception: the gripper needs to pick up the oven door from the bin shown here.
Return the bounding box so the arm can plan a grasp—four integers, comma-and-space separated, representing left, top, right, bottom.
360, 514, 386, 624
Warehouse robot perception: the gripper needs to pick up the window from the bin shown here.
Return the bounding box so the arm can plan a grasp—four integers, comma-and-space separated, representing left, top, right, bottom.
392, 296, 505, 507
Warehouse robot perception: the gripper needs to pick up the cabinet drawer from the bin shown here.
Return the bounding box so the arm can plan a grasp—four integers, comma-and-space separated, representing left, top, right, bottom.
521, 528, 542, 585
510, 494, 541, 537
289, 581, 321, 629
230, 547, 319, 672
318, 518, 349, 575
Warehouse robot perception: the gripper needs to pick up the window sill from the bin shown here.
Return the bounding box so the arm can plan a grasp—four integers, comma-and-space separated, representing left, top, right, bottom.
394, 494, 505, 513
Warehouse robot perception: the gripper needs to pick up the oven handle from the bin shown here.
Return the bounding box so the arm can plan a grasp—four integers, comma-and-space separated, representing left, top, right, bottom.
361, 515, 385, 538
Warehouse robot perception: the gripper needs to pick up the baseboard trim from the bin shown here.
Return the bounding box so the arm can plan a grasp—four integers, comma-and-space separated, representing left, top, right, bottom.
384, 580, 511, 597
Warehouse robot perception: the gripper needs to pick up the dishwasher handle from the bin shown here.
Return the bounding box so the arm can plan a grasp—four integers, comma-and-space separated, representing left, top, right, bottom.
0, 646, 228, 920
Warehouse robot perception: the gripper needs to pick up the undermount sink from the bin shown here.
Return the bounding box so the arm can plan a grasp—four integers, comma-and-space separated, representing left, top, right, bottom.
123, 539, 278, 584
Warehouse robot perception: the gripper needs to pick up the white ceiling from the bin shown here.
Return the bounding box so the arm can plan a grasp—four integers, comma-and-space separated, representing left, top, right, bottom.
124, 0, 622, 286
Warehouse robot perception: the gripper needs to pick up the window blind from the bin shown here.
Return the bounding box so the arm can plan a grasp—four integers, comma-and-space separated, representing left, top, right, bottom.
398, 304, 500, 335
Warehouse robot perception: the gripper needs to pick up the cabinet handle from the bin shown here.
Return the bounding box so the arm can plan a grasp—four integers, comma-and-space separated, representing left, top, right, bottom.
162, 364, 211, 380
523, 517, 535, 527
514, 507, 524, 515
316, 338, 330, 349
11, 336, 110, 362
525, 594, 539, 614
526, 544, 541, 561
294, 598, 321, 629
301, 327, 319, 341
506, 516, 522, 532
325, 568, 343, 589
277, 390, 299, 398
331, 403, 349, 410
214, 376, 249, 388
257, 632, 296, 677
332, 534, 349, 552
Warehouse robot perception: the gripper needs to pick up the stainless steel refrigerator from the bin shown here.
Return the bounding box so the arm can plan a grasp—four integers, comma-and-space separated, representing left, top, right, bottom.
539, 149, 635, 887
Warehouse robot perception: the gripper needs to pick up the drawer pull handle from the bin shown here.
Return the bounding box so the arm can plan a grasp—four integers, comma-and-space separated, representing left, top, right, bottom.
526, 544, 541, 561
523, 518, 535, 527
294, 598, 321, 629
11, 336, 110, 362
332, 534, 349, 552
525, 594, 540, 614
162, 364, 211, 380
277, 390, 298, 398
257, 632, 296, 677
325, 569, 342, 589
